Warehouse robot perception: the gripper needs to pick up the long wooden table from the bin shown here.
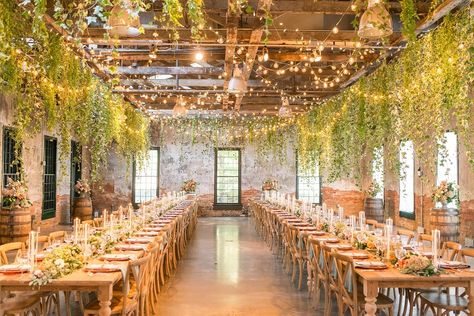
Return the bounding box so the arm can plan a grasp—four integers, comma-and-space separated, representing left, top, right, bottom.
0, 199, 197, 316
251, 200, 474, 316
358, 266, 474, 316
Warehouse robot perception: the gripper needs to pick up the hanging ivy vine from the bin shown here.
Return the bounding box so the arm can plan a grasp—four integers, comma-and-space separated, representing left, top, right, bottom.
0, 0, 150, 181
296, 10, 473, 183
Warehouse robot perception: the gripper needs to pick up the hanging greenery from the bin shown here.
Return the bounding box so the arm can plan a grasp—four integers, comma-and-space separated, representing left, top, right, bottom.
296, 10, 473, 182
400, 0, 419, 41
0, 0, 150, 181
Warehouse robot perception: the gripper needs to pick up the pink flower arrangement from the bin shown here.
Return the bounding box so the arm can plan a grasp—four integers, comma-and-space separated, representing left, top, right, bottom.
366, 181, 381, 198
398, 253, 439, 276
74, 179, 91, 195
432, 180, 457, 205
2, 178, 32, 208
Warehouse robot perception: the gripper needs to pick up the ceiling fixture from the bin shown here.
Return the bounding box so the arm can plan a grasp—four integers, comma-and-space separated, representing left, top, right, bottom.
194, 50, 204, 61
358, 0, 393, 39
228, 65, 247, 94
278, 97, 292, 118
107, 0, 141, 37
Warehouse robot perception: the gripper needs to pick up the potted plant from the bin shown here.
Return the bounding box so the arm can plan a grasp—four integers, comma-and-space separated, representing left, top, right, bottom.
181, 179, 197, 194
0, 178, 33, 243
364, 181, 384, 222
73, 179, 93, 221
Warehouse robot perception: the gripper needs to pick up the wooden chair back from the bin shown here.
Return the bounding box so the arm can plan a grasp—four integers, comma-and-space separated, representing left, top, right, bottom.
397, 229, 415, 245
460, 248, 474, 263
0, 242, 25, 264
48, 231, 66, 244
333, 251, 358, 316
366, 219, 378, 230
440, 241, 462, 261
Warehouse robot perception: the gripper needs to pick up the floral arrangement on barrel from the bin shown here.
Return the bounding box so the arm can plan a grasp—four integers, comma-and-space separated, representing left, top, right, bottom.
2, 178, 32, 209
365, 181, 381, 198
74, 179, 91, 197
262, 179, 278, 191
30, 244, 84, 288
181, 179, 197, 193
432, 180, 458, 207
397, 252, 440, 276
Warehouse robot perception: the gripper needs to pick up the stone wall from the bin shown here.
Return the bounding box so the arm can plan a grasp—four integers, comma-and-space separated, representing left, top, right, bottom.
0, 94, 90, 227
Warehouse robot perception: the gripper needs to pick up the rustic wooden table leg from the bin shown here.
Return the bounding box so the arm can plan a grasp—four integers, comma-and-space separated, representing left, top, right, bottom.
363, 280, 378, 316
98, 285, 113, 316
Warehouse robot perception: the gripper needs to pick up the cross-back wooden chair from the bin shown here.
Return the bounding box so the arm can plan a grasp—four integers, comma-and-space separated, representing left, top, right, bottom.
48, 231, 66, 244
366, 219, 378, 230
397, 229, 415, 246
0, 242, 25, 264
332, 252, 394, 316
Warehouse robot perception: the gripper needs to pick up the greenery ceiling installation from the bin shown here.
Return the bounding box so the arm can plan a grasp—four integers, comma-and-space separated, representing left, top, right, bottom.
159, 9, 473, 185
296, 10, 473, 182
0, 0, 149, 180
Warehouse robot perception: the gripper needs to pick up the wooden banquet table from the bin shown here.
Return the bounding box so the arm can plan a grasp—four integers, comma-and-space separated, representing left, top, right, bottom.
358, 266, 474, 316
0, 267, 121, 316
251, 200, 474, 316
0, 199, 197, 316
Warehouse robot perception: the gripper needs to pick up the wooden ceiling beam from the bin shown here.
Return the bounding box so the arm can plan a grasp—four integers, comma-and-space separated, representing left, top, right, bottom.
113, 66, 223, 75
151, 0, 429, 14
83, 29, 385, 45
115, 89, 338, 96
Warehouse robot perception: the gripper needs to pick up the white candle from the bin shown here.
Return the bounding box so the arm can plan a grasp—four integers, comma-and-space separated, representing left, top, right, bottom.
349, 215, 356, 241
338, 206, 344, 222
359, 211, 366, 231
385, 226, 391, 260
128, 206, 133, 229
432, 229, 440, 268
103, 209, 108, 228
74, 218, 80, 244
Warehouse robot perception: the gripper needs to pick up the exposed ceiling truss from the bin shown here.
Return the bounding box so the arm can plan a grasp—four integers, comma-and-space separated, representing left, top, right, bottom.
60, 0, 468, 116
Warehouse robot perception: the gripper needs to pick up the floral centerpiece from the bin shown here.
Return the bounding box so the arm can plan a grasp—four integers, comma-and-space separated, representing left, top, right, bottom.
74, 179, 91, 197
315, 222, 330, 232
365, 181, 381, 198
30, 244, 84, 288
432, 180, 458, 207
2, 178, 32, 208
331, 222, 349, 239
397, 253, 440, 276
353, 231, 377, 250
262, 179, 278, 191
181, 179, 197, 193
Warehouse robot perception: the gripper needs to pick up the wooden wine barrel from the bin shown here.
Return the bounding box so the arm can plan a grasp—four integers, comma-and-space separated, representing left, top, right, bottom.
364, 198, 384, 222
430, 207, 459, 242
74, 196, 92, 221
0, 207, 32, 244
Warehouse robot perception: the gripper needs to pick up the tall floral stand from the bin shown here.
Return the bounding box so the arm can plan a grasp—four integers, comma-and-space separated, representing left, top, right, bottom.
74, 194, 93, 221
430, 204, 459, 242
364, 198, 384, 222
0, 205, 32, 243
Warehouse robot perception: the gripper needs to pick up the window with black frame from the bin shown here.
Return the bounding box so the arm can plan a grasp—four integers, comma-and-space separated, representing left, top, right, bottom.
214, 149, 241, 209
42, 136, 57, 220
296, 155, 321, 204
133, 148, 159, 204
2, 128, 21, 187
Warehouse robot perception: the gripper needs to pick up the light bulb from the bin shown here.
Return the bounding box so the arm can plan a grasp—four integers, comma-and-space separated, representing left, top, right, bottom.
195, 51, 204, 61
332, 26, 339, 34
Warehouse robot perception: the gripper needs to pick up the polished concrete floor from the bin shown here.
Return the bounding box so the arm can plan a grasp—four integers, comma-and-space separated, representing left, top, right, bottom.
156, 217, 316, 316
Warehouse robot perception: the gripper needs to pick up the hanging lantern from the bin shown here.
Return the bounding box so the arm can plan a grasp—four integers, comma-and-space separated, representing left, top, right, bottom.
172, 95, 188, 116
357, 0, 393, 40
107, 0, 142, 37
228, 65, 247, 94
278, 97, 292, 118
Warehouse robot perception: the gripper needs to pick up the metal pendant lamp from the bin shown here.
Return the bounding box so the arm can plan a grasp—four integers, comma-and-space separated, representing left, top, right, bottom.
358, 0, 393, 40
278, 97, 292, 118
107, 0, 141, 37
228, 65, 247, 94
172, 95, 188, 116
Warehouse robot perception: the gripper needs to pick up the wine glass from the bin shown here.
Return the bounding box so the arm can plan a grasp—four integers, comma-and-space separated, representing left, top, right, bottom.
15, 249, 29, 266
395, 247, 405, 263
